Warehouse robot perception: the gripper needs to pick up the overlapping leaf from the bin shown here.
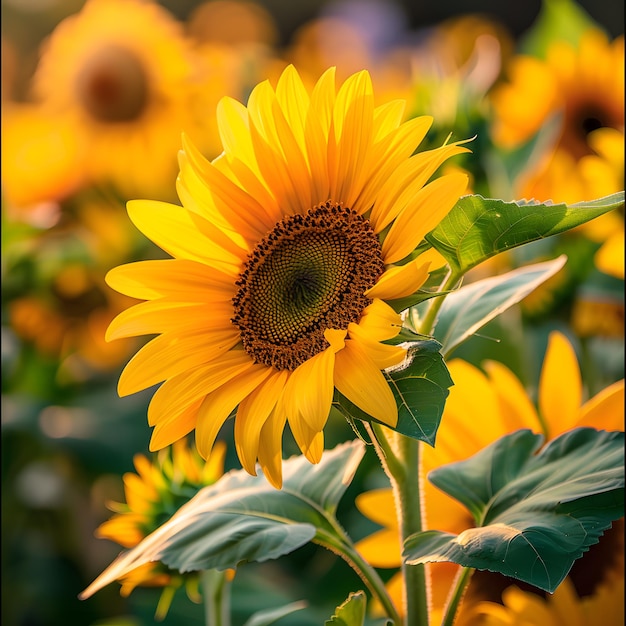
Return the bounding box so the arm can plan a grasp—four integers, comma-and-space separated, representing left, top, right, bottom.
325, 591, 366, 626
80, 441, 365, 600
404, 428, 624, 592
425, 192, 624, 274
433, 255, 567, 356
333, 340, 453, 445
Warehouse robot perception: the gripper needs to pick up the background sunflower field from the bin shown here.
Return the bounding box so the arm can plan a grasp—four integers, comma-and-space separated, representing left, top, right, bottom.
1, 0, 623, 625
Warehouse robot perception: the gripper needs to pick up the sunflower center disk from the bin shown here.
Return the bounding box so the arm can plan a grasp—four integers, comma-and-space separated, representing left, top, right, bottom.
76, 45, 149, 123
232, 202, 385, 371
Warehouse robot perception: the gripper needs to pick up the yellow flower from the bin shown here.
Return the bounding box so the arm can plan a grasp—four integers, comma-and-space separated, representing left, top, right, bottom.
490, 29, 624, 203
356, 331, 624, 619
30, 0, 206, 200
469, 574, 624, 625
96, 438, 226, 618
106, 64, 469, 488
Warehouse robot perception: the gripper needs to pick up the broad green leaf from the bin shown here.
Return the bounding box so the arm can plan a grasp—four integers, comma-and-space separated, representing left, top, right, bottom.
80, 441, 365, 599
333, 340, 453, 445
425, 192, 624, 275
404, 428, 624, 592
324, 591, 366, 626
433, 255, 567, 356
243, 601, 308, 626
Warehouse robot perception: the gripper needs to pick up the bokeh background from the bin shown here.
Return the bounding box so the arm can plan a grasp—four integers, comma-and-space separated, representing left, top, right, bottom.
1, 0, 624, 625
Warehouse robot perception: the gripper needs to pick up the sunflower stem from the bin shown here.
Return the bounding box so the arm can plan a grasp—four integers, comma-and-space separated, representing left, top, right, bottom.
419, 268, 460, 342
440, 567, 474, 626
201, 569, 231, 626
370, 423, 430, 626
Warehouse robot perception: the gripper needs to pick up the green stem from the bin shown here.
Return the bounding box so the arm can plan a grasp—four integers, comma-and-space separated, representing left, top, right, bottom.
418, 268, 460, 340
317, 529, 402, 625
440, 567, 474, 626
201, 569, 231, 626
370, 423, 429, 626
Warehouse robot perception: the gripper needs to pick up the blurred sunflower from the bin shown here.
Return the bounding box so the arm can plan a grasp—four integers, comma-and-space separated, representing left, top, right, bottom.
105, 64, 470, 488
470, 574, 624, 625
490, 29, 624, 203
96, 438, 227, 619
356, 330, 624, 620
29, 0, 207, 201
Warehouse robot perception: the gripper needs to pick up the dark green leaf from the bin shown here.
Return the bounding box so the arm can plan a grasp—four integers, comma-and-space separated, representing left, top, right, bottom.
324, 591, 366, 626
425, 193, 624, 275
333, 340, 453, 445
404, 428, 625, 592
433, 256, 567, 356
80, 441, 365, 599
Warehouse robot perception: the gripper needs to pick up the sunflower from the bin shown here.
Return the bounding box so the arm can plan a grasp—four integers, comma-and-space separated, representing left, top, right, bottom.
469, 574, 624, 625
355, 331, 624, 620
30, 0, 208, 200
490, 29, 624, 203
96, 438, 227, 619
105, 64, 469, 488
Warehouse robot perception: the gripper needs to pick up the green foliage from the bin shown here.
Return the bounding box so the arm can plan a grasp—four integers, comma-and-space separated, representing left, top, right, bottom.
433, 256, 567, 356
243, 601, 308, 626
324, 591, 366, 626
333, 340, 453, 445
425, 193, 624, 275
80, 441, 365, 600
404, 428, 625, 592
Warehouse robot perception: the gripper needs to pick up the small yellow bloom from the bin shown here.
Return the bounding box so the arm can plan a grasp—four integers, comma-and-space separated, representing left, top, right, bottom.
106, 64, 469, 488
96, 439, 227, 618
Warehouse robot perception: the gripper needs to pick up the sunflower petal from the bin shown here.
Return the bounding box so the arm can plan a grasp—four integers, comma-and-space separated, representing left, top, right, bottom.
334, 340, 398, 426
365, 259, 431, 300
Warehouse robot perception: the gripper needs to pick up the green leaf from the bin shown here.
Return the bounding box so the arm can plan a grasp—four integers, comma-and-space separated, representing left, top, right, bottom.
80, 441, 365, 599
333, 340, 453, 445
243, 601, 308, 626
425, 192, 624, 275
433, 255, 567, 356
324, 591, 366, 626
404, 428, 625, 592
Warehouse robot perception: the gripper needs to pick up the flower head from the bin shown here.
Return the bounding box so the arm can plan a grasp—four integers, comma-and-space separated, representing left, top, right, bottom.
96, 438, 226, 618
106, 64, 469, 488
490, 29, 624, 203
30, 0, 215, 199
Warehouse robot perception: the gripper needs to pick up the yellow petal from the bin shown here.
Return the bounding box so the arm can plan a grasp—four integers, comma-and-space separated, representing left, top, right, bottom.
347, 322, 406, 369
106, 259, 237, 300
283, 345, 336, 433
195, 364, 272, 460
257, 405, 288, 489
149, 398, 203, 451
382, 173, 468, 264
147, 351, 254, 426
354, 529, 401, 567
118, 328, 240, 396
538, 332, 582, 437
357, 299, 403, 342
334, 340, 397, 426
576, 379, 625, 433
355, 488, 397, 528
107, 299, 233, 340
234, 369, 289, 475
287, 414, 325, 464
365, 259, 431, 300
483, 360, 541, 433
126, 199, 243, 270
